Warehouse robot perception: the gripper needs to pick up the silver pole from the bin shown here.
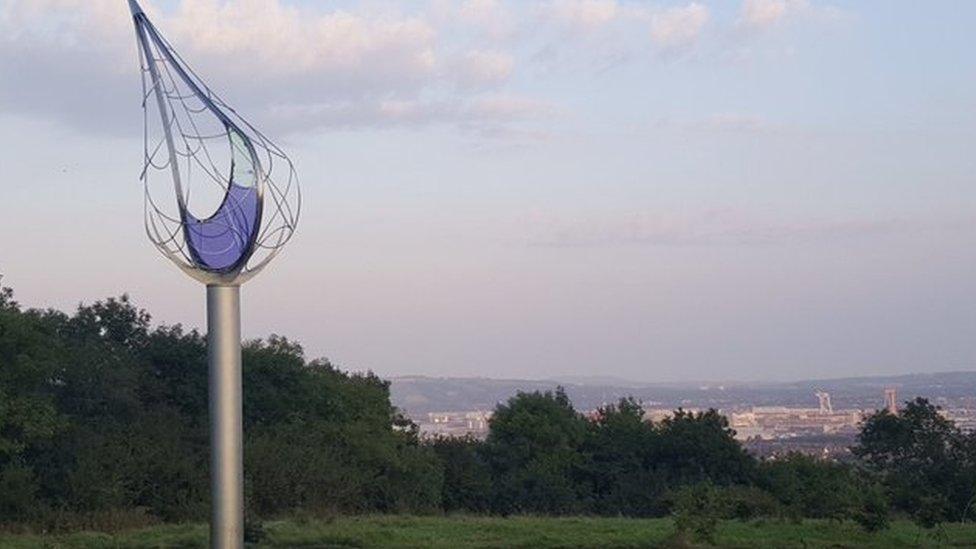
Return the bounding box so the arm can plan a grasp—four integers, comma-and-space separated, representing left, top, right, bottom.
207, 284, 244, 549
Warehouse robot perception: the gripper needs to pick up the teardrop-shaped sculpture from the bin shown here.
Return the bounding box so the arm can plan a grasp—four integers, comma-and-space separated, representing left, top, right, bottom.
131, 0, 299, 284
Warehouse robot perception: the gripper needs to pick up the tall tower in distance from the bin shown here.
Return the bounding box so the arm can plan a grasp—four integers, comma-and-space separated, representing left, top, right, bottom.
815, 391, 832, 414
884, 388, 898, 414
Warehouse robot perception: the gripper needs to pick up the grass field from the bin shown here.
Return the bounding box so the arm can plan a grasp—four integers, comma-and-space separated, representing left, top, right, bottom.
2, 515, 976, 548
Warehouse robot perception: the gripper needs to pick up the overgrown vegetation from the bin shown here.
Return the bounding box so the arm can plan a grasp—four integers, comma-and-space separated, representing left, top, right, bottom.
2, 516, 976, 548
0, 287, 439, 528
2, 285, 976, 541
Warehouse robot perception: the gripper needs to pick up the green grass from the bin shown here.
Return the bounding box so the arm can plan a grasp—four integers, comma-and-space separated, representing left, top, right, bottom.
2, 516, 976, 548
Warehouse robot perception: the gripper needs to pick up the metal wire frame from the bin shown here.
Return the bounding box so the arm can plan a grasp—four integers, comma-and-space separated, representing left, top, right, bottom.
132, 3, 300, 285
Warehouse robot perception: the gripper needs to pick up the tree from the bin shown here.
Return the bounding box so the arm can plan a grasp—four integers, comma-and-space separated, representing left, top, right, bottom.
853, 482, 890, 533
482, 388, 589, 514
758, 453, 859, 521
0, 287, 64, 520
0, 288, 446, 525
241, 344, 444, 515
671, 483, 721, 544
854, 398, 976, 526
653, 409, 754, 487
428, 436, 492, 513
580, 398, 664, 516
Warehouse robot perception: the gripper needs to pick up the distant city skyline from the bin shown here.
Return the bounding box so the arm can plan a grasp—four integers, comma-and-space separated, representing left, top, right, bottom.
1, 0, 975, 382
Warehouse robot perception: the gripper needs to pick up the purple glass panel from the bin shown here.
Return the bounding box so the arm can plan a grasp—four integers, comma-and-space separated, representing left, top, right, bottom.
184, 184, 259, 272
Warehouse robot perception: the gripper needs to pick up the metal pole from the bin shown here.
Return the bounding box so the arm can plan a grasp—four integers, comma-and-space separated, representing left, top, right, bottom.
207, 284, 244, 549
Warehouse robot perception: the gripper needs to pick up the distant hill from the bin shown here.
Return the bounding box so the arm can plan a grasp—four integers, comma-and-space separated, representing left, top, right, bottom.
390, 371, 976, 416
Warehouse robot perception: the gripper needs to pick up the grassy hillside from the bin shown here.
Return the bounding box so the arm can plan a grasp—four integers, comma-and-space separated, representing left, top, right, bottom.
2, 515, 976, 548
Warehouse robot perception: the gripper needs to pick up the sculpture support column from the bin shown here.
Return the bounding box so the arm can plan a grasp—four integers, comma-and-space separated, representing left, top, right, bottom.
207, 284, 244, 549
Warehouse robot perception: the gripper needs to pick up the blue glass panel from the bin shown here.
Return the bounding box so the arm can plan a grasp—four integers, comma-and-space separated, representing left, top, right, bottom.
184, 183, 259, 271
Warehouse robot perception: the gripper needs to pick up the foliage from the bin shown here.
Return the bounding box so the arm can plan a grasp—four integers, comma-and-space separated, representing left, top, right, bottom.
758, 453, 859, 521
854, 482, 891, 533
671, 482, 721, 544
427, 436, 492, 513
481, 388, 589, 515
0, 286, 439, 526
0, 288, 65, 521
3, 282, 976, 533
854, 398, 976, 528
579, 398, 665, 516
713, 485, 781, 521
654, 408, 755, 486
10, 516, 976, 548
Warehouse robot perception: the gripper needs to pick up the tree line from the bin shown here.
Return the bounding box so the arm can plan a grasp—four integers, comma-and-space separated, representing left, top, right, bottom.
1, 287, 975, 533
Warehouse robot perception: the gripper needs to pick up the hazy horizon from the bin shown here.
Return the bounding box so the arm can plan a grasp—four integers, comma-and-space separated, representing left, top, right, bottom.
391, 369, 976, 385
2, 0, 974, 383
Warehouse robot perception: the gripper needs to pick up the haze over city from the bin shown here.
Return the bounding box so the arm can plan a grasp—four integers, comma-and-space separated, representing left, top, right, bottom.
1, 0, 974, 383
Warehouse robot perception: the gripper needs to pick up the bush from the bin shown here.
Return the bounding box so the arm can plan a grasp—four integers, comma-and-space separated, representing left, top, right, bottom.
32, 508, 159, 533
580, 399, 667, 517
854, 398, 976, 525
0, 466, 38, 523
22, 283, 976, 530
654, 409, 755, 487
482, 388, 589, 515
714, 485, 780, 520
854, 483, 890, 533
427, 436, 492, 513
243, 517, 267, 543
671, 483, 721, 544
0, 290, 446, 526
758, 453, 858, 521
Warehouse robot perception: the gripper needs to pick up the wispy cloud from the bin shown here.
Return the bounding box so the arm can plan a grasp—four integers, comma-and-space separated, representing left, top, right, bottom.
450, 50, 515, 89
0, 0, 852, 136
650, 3, 710, 52
433, 0, 515, 38
268, 94, 556, 132
736, 0, 847, 32
521, 209, 924, 247
543, 0, 619, 32
0, 0, 541, 135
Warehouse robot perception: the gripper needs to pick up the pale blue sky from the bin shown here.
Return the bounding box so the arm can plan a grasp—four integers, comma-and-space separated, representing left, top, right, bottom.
1, 0, 974, 382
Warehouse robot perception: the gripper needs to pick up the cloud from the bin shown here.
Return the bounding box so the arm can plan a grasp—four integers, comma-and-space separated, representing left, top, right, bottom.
469, 95, 556, 119
268, 94, 554, 131
649, 3, 710, 51
166, 0, 435, 79
737, 0, 846, 32
451, 50, 515, 89
0, 0, 538, 136
522, 209, 916, 247
739, 0, 797, 29
537, 1, 710, 61
544, 0, 619, 31
0, 0, 852, 135
450, 0, 514, 37
457, 0, 504, 22
705, 113, 767, 132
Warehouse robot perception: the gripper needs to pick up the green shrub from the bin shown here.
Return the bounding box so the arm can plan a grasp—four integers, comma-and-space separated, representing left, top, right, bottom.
854, 483, 890, 533
482, 388, 589, 515
0, 290, 446, 526
0, 466, 39, 522
714, 485, 780, 520
671, 483, 721, 544
758, 453, 858, 521
427, 436, 493, 513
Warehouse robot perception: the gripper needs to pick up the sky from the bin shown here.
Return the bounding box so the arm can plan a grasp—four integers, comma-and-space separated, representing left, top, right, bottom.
1, 0, 975, 383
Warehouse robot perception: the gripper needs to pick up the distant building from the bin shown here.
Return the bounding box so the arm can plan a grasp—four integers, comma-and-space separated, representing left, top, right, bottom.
418, 410, 492, 439
884, 388, 898, 414
642, 407, 702, 423
815, 391, 832, 414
